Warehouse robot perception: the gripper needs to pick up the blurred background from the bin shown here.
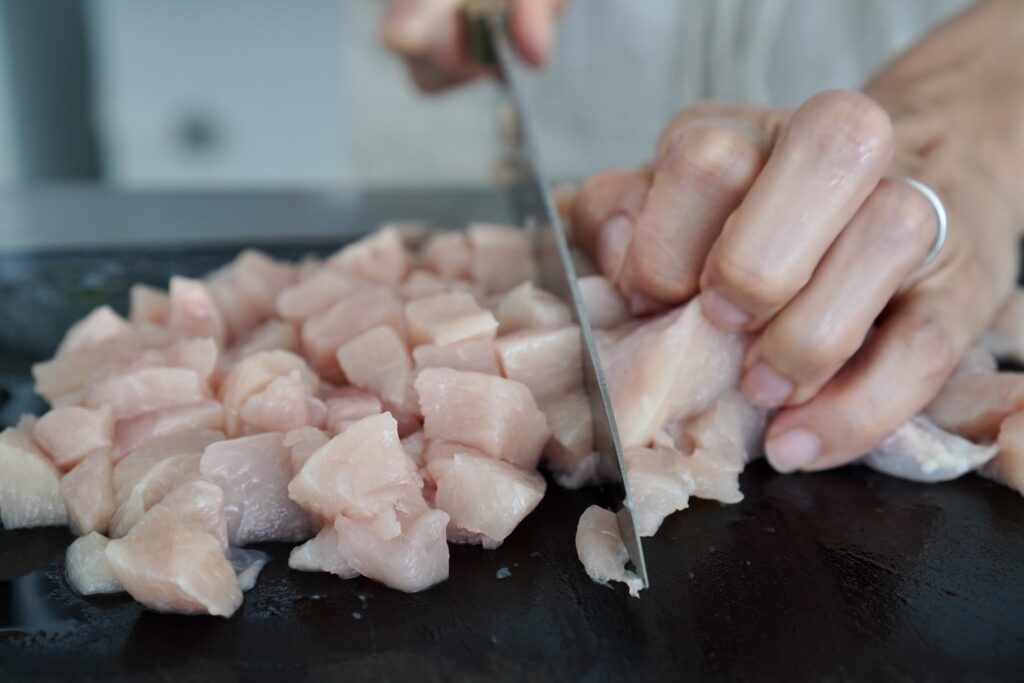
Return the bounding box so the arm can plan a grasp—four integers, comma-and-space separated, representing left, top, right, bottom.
0, 0, 971, 190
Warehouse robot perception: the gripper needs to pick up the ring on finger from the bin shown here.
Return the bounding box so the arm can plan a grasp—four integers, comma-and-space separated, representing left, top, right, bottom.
895, 176, 947, 267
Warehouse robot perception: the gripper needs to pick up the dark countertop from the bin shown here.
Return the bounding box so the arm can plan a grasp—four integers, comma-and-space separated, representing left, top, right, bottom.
1, 188, 1022, 682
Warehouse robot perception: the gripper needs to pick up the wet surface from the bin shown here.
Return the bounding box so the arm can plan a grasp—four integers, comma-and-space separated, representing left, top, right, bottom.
0, 190, 1022, 680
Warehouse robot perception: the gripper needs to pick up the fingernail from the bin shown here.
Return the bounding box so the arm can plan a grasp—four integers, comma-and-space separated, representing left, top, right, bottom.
597, 214, 632, 280
765, 428, 822, 473
384, 0, 434, 51
742, 362, 794, 408
702, 288, 751, 330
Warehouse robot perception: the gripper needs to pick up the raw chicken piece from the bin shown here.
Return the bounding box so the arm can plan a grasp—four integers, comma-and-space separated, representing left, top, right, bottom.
34, 405, 114, 471
327, 227, 413, 285
405, 292, 498, 347
467, 223, 537, 294
129, 284, 170, 325
324, 388, 383, 434
415, 368, 550, 469
56, 306, 137, 358
207, 249, 296, 341
495, 326, 582, 402
200, 433, 313, 546
0, 423, 68, 529
623, 446, 695, 537
861, 415, 998, 482
981, 288, 1024, 364
105, 480, 241, 617
684, 390, 766, 469
230, 548, 270, 591
301, 288, 405, 377
413, 338, 500, 375
114, 401, 225, 459
399, 269, 451, 300
494, 282, 572, 334
60, 451, 115, 535
276, 269, 362, 324
334, 509, 450, 592
336, 326, 413, 406
109, 430, 222, 538
65, 532, 123, 595
122, 337, 220, 383
168, 276, 228, 347
540, 391, 596, 488
428, 451, 546, 548
601, 297, 745, 448
219, 350, 323, 436
288, 525, 358, 578
422, 231, 472, 280
982, 412, 1024, 494
577, 276, 630, 329
288, 412, 422, 533
575, 506, 643, 598
284, 426, 331, 475
84, 367, 210, 421
224, 319, 301, 369
925, 374, 1024, 442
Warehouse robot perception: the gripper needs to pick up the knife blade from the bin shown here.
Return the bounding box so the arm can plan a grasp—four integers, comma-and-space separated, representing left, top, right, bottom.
465, 3, 649, 588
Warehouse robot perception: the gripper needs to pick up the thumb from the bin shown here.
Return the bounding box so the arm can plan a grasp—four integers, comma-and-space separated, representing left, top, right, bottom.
510, 0, 569, 66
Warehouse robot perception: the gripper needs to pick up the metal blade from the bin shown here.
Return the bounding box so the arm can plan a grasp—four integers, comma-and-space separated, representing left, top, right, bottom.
479, 8, 648, 587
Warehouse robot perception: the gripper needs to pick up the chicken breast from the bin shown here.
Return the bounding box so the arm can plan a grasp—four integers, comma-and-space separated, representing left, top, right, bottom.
337, 326, 413, 406
422, 231, 472, 280
540, 391, 597, 488
398, 269, 452, 301
200, 433, 313, 546
34, 405, 114, 471
288, 525, 358, 578
168, 276, 228, 347
334, 508, 450, 593
415, 368, 550, 469
405, 292, 498, 347
494, 282, 572, 335
60, 451, 115, 536
207, 249, 296, 342
230, 548, 270, 592
467, 223, 537, 294
128, 284, 170, 326
301, 287, 405, 377
324, 388, 384, 435
224, 319, 302, 370
105, 480, 241, 617
65, 532, 123, 595
861, 415, 998, 482
276, 269, 363, 324
327, 227, 413, 286
925, 373, 1024, 443
575, 505, 643, 598
412, 338, 500, 375
219, 350, 323, 436
623, 446, 695, 537
428, 451, 546, 548
982, 411, 1024, 495
84, 367, 211, 421
113, 401, 225, 460
0, 423, 68, 529
283, 426, 331, 473
495, 326, 582, 402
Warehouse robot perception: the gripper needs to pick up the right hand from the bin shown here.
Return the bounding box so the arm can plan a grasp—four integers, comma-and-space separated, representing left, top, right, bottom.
380, 0, 567, 92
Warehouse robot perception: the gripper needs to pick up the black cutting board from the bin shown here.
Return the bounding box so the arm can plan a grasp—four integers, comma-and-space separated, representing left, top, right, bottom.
1, 190, 1023, 681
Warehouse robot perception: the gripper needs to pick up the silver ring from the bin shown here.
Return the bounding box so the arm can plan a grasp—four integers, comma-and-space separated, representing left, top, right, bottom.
896, 176, 947, 267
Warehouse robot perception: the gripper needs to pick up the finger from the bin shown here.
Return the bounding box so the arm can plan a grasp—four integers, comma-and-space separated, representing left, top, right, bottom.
621, 117, 767, 303
741, 178, 937, 408
763, 260, 996, 473
510, 0, 569, 66
700, 90, 894, 332
570, 168, 651, 281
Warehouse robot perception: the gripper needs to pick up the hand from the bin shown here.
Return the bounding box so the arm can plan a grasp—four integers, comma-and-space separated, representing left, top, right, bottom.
572, 2, 1024, 473
380, 0, 567, 92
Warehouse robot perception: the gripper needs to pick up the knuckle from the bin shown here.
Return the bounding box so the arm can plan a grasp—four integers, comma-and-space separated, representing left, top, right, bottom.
712, 251, 795, 307
870, 179, 937, 250
660, 122, 763, 195
792, 90, 894, 165
907, 316, 959, 382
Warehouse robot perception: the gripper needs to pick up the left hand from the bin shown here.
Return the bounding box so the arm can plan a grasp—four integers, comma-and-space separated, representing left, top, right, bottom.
571, 68, 1021, 472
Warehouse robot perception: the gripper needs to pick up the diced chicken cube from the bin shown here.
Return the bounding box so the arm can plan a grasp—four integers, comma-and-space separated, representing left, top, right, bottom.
334, 509, 450, 593
168, 276, 228, 347
0, 424, 68, 529
540, 391, 596, 488
413, 338, 500, 375
283, 426, 331, 474
925, 373, 1024, 442
415, 368, 549, 469
405, 292, 498, 347
428, 452, 546, 548
400, 430, 426, 468
575, 505, 643, 598
467, 223, 536, 294
301, 288, 405, 377
327, 228, 413, 285
85, 367, 211, 421
324, 388, 383, 434
224, 319, 301, 371
219, 350, 324, 436
288, 525, 358, 578
60, 451, 115, 535
422, 232, 472, 280
276, 269, 362, 324
200, 433, 313, 546
337, 326, 413, 406
105, 480, 240, 617
399, 269, 451, 300
129, 284, 170, 325
65, 532, 123, 595
495, 282, 572, 334
207, 249, 297, 341
34, 405, 114, 471
114, 401, 225, 460
55, 306, 137, 358
495, 326, 582, 402
577, 276, 630, 329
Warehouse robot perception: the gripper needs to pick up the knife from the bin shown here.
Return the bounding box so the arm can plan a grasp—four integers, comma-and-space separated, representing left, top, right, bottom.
462, 1, 649, 588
